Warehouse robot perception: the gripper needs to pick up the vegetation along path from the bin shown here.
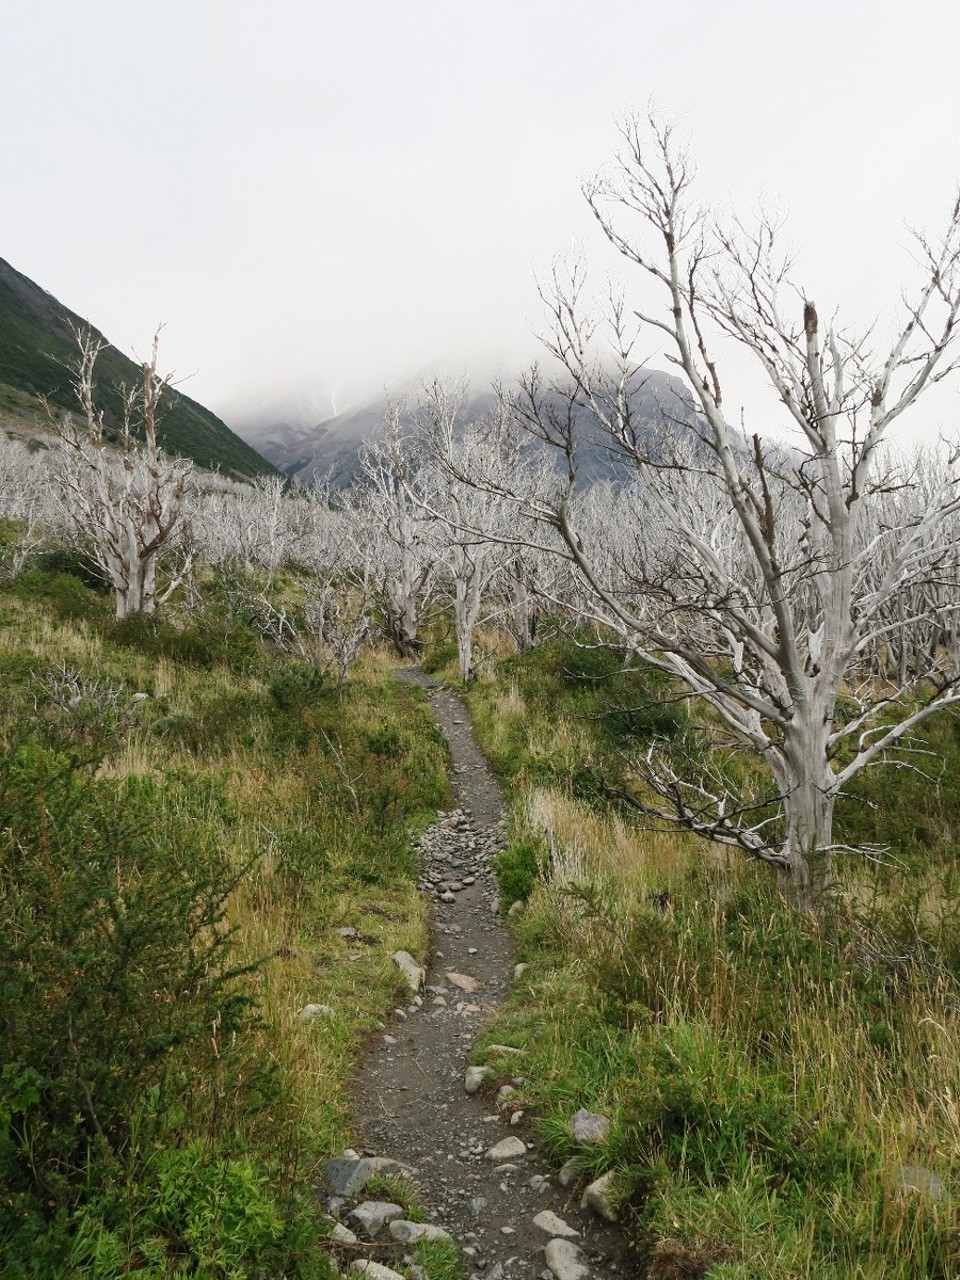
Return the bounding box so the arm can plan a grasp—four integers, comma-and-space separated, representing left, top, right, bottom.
328, 670, 638, 1280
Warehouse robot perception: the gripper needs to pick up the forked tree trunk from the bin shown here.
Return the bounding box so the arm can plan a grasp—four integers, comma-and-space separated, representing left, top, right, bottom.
385, 558, 424, 658
387, 593, 420, 658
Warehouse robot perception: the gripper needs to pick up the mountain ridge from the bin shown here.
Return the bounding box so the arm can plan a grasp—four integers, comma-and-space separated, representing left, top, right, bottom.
239, 369, 694, 487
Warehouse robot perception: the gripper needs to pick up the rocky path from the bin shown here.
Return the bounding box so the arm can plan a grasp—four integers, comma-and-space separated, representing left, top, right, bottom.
323, 672, 639, 1280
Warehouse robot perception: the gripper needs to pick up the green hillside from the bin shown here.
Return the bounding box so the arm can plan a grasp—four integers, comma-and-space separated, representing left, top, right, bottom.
0, 256, 277, 479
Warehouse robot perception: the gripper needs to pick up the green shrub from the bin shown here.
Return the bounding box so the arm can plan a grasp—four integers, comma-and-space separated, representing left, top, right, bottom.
366, 724, 402, 757
10, 568, 104, 621
33, 546, 111, 594
420, 640, 458, 674
494, 834, 549, 902
146, 1144, 285, 1274
109, 612, 264, 673
267, 661, 329, 711
7, 1136, 332, 1280
504, 636, 683, 749
0, 743, 258, 1214
103, 610, 170, 655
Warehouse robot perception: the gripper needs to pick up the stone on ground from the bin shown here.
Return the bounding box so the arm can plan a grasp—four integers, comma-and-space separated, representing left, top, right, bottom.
346, 1200, 404, 1239
465, 1064, 490, 1093
392, 950, 425, 993
544, 1237, 592, 1280
299, 1003, 335, 1021
580, 1170, 618, 1221
349, 1262, 406, 1280
484, 1136, 527, 1161
325, 1155, 404, 1196
896, 1164, 946, 1202
570, 1109, 610, 1145
388, 1219, 454, 1244
533, 1209, 579, 1238
446, 970, 481, 992
329, 1221, 358, 1245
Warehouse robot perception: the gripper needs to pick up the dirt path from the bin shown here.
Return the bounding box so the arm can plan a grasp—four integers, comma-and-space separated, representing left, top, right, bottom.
327, 671, 639, 1280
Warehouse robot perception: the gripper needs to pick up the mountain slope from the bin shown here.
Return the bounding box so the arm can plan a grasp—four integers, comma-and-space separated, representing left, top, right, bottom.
0, 257, 277, 479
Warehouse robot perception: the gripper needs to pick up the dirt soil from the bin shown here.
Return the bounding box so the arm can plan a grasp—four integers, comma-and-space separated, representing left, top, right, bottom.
342, 671, 641, 1279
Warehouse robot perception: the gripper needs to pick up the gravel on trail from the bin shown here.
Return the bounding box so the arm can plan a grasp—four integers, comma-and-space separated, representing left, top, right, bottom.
324, 671, 640, 1280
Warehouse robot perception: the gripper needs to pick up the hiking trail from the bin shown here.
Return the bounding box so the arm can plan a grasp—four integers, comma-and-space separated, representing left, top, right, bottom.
323, 671, 639, 1280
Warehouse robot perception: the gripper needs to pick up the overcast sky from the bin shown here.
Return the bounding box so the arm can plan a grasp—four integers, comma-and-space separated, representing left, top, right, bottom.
4, 0, 960, 437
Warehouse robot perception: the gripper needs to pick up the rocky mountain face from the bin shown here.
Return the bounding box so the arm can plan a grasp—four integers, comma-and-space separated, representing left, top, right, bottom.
239, 397, 425, 487
236, 369, 693, 488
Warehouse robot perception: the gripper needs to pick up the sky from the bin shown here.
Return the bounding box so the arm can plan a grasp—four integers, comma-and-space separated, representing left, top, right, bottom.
4, 0, 960, 438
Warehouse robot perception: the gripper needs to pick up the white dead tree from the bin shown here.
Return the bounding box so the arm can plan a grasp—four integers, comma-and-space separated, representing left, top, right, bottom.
188, 474, 314, 589
0, 432, 62, 576
415, 382, 522, 681
492, 115, 960, 905
46, 325, 192, 618
289, 498, 376, 687
230, 484, 376, 680
356, 402, 440, 658
855, 449, 960, 684
493, 547, 550, 654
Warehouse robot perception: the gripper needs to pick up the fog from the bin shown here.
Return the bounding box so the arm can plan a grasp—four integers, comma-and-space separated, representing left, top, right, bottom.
4, 0, 960, 438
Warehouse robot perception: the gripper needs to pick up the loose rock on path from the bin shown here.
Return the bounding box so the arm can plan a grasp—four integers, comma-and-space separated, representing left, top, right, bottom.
323, 671, 639, 1280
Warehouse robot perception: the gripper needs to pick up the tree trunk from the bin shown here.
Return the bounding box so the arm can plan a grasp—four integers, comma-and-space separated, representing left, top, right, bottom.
387, 588, 420, 659
509, 565, 537, 653
776, 715, 836, 909
454, 578, 480, 682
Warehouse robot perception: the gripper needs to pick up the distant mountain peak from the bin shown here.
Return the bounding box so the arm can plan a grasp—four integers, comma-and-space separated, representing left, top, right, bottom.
239, 365, 691, 488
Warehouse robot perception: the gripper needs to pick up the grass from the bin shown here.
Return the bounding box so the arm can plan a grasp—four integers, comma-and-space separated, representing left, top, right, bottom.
9, 559, 960, 1278
460, 635, 960, 1279
0, 555, 452, 1278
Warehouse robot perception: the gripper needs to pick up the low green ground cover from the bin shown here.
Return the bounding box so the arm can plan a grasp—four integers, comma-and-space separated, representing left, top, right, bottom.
0, 558, 450, 1278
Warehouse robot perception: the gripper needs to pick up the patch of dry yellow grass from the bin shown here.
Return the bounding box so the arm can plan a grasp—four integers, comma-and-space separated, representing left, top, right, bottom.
0, 607, 104, 663
524, 786, 708, 886
96, 736, 158, 780
153, 656, 175, 696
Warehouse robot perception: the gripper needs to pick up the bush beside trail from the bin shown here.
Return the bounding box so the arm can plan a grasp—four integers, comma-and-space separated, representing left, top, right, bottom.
0, 560, 449, 1279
